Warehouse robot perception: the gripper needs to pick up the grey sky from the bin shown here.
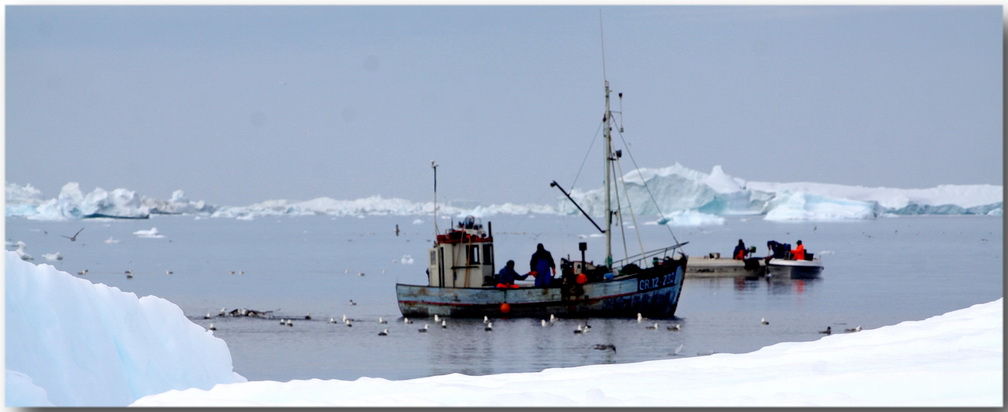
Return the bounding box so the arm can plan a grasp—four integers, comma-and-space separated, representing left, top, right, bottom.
6, 6, 1002, 207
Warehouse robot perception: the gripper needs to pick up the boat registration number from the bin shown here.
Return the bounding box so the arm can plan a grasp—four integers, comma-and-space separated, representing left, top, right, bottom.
638, 272, 677, 292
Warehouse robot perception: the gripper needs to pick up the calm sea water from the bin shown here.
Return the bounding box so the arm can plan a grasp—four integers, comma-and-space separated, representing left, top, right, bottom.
6, 213, 1003, 382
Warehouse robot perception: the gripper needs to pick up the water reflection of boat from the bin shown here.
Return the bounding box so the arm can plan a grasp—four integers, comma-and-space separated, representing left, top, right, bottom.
766, 258, 824, 279
395, 76, 688, 319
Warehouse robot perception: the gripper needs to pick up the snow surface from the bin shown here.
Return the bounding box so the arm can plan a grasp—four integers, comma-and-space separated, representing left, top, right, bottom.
6, 164, 1002, 222
4, 251, 1001, 407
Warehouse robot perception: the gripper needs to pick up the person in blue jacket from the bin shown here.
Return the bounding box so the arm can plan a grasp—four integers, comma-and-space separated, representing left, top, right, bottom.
529, 243, 556, 287
496, 260, 528, 288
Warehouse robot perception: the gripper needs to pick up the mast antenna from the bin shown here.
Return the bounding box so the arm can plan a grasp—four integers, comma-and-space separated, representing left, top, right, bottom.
431, 160, 439, 236
599, 10, 608, 82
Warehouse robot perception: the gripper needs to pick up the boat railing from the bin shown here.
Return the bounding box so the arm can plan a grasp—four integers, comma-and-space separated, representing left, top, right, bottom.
613, 241, 689, 269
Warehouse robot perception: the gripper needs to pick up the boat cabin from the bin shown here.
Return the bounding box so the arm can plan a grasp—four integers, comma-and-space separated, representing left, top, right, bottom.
427, 216, 495, 288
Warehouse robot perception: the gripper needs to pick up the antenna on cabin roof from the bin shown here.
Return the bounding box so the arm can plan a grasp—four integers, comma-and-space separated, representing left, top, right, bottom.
431, 160, 439, 236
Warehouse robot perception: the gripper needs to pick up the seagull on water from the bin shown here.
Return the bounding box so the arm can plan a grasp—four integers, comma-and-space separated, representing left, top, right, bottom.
441, 319, 447, 328
62, 227, 84, 242
404, 317, 413, 324
593, 344, 616, 353
209, 323, 216, 331
378, 317, 387, 324
645, 322, 659, 330
484, 322, 493, 332
761, 317, 770, 325
668, 324, 681, 331
844, 325, 862, 333
819, 326, 831, 335
418, 324, 429, 333
378, 329, 389, 336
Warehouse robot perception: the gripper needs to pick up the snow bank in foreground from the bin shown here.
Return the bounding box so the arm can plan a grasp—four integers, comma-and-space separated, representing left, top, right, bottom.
5, 252, 246, 407
132, 300, 1003, 407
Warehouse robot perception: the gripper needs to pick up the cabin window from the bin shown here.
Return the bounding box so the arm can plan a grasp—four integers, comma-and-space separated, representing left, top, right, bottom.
430, 250, 436, 266
483, 244, 494, 269
468, 245, 480, 264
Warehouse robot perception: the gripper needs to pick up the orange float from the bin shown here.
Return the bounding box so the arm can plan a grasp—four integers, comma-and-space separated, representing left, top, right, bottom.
500, 303, 511, 314
576, 273, 588, 284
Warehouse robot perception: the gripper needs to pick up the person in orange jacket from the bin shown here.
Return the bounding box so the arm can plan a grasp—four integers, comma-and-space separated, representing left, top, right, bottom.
792, 240, 806, 260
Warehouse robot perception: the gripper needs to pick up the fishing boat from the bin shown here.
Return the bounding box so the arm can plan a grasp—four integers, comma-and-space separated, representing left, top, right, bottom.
766, 256, 824, 279
395, 76, 689, 319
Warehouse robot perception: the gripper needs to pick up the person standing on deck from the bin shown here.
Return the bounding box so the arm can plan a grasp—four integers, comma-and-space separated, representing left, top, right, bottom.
529, 243, 556, 288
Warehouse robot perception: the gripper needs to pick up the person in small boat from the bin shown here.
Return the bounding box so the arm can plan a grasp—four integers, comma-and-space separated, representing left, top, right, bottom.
496, 260, 528, 288
732, 239, 749, 260
791, 240, 806, 260
766, 240, 787, 259
529, 243, 557, 287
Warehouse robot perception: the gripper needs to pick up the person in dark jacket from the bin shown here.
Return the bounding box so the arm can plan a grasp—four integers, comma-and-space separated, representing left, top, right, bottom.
529, 243, 556, 288
732, 239, 748, 260
496, 260, 528, 288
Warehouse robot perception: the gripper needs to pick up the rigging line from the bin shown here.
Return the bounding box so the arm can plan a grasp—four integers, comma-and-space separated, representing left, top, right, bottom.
615, 153, 647, 261
614, 128, 682, 248
570, 121, 604, 192
610, 154, 630, 264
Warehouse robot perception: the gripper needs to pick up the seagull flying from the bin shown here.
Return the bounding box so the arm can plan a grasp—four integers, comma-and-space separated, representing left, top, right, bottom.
62, 227, 84, 242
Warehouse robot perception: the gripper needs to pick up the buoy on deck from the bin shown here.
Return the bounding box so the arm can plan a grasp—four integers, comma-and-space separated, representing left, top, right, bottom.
500, 303, 511, 314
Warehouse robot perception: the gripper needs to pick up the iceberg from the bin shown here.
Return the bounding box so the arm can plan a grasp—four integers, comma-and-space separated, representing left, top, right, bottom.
5, 251, 246, 407
5, 163, 1002, 223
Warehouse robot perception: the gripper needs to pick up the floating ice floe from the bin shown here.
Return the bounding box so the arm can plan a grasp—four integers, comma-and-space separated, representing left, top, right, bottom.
133, 227, 165, 238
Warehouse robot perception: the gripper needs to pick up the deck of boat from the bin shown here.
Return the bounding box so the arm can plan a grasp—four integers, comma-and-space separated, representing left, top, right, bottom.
685, 256, 765, 278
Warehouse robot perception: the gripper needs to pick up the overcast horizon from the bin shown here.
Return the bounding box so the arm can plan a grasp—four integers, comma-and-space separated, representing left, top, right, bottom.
6, 5, 1002, 206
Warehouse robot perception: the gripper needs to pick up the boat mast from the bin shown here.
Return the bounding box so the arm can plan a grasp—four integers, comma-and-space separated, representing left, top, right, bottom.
600, 12, 614, 268
603, 80, 614, 268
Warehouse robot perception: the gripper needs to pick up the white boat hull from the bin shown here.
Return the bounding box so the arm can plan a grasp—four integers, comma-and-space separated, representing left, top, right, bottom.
767, 258, 824, 279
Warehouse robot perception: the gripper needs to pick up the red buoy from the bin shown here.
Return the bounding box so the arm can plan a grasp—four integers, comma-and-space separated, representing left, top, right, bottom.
576, 273, 588, 284
500, 303, 511, 314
